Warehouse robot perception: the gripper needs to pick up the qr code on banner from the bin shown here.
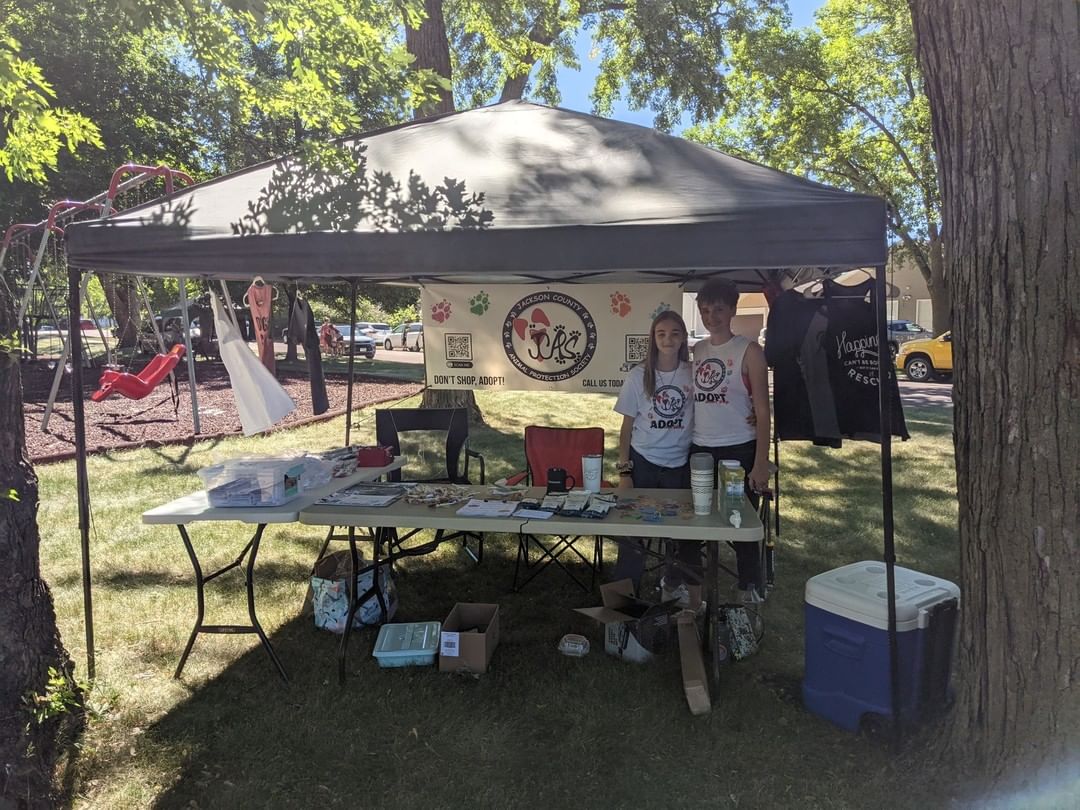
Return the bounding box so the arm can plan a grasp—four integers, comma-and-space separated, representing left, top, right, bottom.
625, 334, 649, 364
445, 333, 472, 361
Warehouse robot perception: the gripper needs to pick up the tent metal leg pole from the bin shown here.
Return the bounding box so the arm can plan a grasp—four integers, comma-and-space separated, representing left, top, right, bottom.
42, 273, 93, 432
345, 281, 357, 447
178, 277, 201, 434
874, 263, 899, 745
69, 265, 95, 680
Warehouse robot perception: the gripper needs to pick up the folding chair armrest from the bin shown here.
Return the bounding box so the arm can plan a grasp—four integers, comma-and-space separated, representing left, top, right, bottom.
503, 470, 528, 486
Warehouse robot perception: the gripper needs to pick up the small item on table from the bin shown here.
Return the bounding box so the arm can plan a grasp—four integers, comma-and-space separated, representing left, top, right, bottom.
318, 446, 360, 477
356, 445, 394, 467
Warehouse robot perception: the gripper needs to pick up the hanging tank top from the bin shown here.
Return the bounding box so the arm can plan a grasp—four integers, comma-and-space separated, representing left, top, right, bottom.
692, 334, 756, 446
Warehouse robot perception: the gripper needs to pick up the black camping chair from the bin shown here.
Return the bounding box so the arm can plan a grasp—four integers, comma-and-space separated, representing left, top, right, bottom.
374, 407, 486, 563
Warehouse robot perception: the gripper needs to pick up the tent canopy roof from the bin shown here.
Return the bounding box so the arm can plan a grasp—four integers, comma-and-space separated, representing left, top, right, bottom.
66, 101, 886, 287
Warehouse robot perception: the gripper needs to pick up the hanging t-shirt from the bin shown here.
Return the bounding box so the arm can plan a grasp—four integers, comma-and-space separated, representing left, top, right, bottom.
765, 282, 908, 444
766, 290, 842, 447
246, 282, 275, 374
691, 335, 756, 447
823, 279, 909, 441
288, 295, 329, 416
614, 362, 694, 468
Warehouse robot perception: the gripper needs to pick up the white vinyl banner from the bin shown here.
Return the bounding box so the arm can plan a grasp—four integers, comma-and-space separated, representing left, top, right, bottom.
421, 284, 683, 392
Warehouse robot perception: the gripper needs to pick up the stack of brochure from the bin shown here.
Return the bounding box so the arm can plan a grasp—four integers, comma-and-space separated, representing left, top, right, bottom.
559, 491, 592, 517
319, 484, 405, 508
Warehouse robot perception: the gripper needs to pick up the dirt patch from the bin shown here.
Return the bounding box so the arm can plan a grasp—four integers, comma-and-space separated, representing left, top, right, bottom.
21, 360, 423, 463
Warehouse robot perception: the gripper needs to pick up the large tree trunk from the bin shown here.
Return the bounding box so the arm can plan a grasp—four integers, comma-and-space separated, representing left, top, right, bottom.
100, 273, 140, 348
0, 289, 83, 805
405, 0, 454, 117
908, 0, 1079, 782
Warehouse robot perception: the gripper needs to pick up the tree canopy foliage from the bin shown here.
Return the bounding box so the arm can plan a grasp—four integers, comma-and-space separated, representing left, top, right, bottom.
685, 0, 948, 331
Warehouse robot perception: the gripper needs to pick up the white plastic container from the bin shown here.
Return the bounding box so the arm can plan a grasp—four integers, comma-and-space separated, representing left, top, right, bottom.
372, 621, 441, 668
199, 457, 305, 507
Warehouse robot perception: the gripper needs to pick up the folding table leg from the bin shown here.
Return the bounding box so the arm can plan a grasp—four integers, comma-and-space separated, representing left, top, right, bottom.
175, 523, 288, 683
706, 543, 723, 690
338, 527, 364, 684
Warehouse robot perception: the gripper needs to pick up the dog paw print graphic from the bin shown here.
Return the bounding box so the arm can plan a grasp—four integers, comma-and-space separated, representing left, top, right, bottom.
469, 291, 490, 315
431, 299, 452, 323
610, 291, 632, 317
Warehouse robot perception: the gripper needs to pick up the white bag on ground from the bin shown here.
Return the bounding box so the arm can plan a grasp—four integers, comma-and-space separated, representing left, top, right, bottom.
210, 292, 295, 435
311, 550, 398, 632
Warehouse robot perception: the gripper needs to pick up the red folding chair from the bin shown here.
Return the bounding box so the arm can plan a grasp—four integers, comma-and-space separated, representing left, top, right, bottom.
507, 426, 608, 592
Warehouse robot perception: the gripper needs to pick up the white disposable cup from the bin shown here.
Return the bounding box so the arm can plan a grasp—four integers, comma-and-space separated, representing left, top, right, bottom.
690, 452, 713, 472
692, 488, 713, 515
582, 454, 603, 493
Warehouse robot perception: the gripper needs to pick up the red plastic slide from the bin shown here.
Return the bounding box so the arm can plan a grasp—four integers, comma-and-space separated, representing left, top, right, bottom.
91, 345, 186, 402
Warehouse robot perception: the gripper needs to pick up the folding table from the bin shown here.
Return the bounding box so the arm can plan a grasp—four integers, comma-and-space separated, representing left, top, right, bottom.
299, 487, 762, 686
141, 458, 405, 682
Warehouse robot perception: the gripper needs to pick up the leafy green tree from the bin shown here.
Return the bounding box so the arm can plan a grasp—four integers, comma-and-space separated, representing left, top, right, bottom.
685, 0, 948, 333
0, 34, 101, 185
443, 0, 761, 130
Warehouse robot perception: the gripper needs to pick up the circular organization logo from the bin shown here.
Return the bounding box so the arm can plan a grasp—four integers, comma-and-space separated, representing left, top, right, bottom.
653, 385, 687, 419
695, 358, 729, 392
502, 291, 597, 383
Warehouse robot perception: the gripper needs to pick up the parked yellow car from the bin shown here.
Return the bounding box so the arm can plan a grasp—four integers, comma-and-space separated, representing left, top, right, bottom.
896, 331, 953, 381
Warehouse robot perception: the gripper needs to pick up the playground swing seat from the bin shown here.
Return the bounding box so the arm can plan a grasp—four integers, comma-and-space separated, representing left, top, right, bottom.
90, 344, 186, 402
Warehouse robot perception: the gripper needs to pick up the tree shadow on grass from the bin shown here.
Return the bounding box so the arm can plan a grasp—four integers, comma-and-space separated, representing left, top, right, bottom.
125, 530, 951, 810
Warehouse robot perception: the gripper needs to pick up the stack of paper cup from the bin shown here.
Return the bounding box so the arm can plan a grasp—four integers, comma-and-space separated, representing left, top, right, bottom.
582, 454, 603, 493
689, 452, 715, 515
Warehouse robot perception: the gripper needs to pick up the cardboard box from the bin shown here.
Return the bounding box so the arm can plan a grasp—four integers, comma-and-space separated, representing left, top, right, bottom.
574, 580, 681, 663
438, 603, 500, 674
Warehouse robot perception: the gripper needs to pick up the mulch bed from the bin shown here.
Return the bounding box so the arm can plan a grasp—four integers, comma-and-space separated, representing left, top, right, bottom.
21, 359, 423, 464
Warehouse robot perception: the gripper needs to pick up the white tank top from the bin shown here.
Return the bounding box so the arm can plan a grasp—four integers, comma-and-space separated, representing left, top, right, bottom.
692, 334, 756, 446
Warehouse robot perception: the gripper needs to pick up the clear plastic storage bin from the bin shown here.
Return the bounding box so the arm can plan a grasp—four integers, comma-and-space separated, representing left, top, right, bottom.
372, 621, 441, 668
198, 457, 305, 507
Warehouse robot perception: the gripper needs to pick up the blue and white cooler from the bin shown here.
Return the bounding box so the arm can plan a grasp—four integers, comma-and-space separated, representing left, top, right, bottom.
803, 561, 960, 732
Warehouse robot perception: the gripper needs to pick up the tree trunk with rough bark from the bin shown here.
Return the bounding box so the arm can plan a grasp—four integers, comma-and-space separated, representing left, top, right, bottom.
908, 0, 1079, 782
100, 273, 140, 348
405, 0, 454, 118
0, 289, 83, 806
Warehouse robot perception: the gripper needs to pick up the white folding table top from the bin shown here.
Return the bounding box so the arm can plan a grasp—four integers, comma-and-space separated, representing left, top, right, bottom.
300, 487, 763, 543
142, 457, 406, 526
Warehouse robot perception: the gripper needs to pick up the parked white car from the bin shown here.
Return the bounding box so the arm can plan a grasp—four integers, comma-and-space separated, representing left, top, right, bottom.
355, 321, 391, 342
384, 322, 423, 351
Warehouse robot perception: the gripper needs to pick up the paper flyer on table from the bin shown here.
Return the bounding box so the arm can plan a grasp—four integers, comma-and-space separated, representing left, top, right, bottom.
456, 499, 519, 518
319, 485, 403, 508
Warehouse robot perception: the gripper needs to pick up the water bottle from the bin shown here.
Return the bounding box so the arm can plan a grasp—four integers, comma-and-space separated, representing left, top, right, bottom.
720, 459, 744, 513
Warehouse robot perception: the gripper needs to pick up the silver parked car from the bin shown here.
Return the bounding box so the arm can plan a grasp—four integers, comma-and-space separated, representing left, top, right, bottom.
887, 320, 932, 356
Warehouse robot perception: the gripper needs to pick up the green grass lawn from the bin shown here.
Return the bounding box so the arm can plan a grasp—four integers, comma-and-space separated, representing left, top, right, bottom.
35, 390, 962, 808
